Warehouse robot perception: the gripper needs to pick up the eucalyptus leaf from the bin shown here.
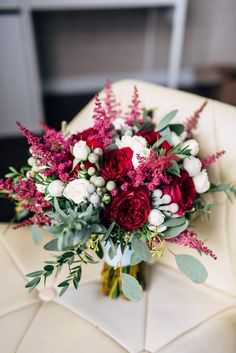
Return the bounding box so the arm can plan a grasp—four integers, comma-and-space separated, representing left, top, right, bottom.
169, 123, 184, 135
209, 184, 230, 192
162, 217, 186, 227
121, 273, 142, 301
156, 110, 178, 132
32, 225, 42, 245
175, 254, 208, 284
44, 238, 60, 251
162, 221, 189, 239
102, 221, 115, 241
131, 236, 151, 262
130, 253, 142, 266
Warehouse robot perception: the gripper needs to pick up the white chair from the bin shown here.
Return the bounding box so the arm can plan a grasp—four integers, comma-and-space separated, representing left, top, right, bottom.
1, 80, 236, 353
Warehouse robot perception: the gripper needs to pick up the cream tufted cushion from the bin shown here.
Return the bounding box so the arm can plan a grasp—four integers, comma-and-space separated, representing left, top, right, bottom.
1, 80, 236, 353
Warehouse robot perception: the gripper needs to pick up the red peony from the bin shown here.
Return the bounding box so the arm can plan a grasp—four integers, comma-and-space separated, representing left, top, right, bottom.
71, 128, 104, 149
136, 129, 172, 151
107, 186, 151, 230
163, 170, 196, 214
100, 147, 133, 181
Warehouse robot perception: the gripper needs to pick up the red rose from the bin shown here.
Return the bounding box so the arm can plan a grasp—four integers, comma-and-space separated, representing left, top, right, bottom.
71, 128, 104, 149
136, 130, 172, 151
107, 186, 151, 230
100, 147, 133, 181
163, 170, 196, 214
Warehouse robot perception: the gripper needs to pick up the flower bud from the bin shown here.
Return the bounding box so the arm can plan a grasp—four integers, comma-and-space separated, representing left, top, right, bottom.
148, 209, 165, 226
193, 170, 210, 193
94, 147, 103, 156
90, 193, 100, 205
102, 193, 112, 204
88, 167, 96, 176
94, 176, 105, 187
88, 153, 99, 164
183, 156, 202, 177
48, 180, 64, 197
73, 140, 90, 161
106, 181, 116, 191
183, 139, 199, 156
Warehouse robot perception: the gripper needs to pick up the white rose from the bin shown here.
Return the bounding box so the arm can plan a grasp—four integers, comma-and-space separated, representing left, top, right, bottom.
72, 140, 90, 161
63, 179, 90, 204
112, 117, 127, 130
193, 170, 210, 193
36, 183, 46, 194
183, 156, 202, 177
116, 135, 150, 168
148, 209, 165, 226
48, 180, 64, 197
182, 139, 199, 156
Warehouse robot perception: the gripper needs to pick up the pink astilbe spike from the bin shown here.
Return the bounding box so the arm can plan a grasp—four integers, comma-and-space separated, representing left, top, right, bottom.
201, 150, 225, 168
167, 230, 217, 259
184, 101, 208, 137
103, 80, 120, 121
125, 86, 143, 125
128, 150, 178, 189
17, 122, 72, 182
90, 94, 114, 148
0, 176, 51, 228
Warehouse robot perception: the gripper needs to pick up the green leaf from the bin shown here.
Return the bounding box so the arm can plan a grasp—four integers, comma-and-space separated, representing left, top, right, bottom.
44, 238, 60, 251
31, 225, 42, 245
121, 273, 142, 301
162, 217, 186, 227
169, 123, 184, 135
209, 184, 230, 192
95, 241, 104, 259
131, 236, 151, 262
26, 270, 44, 278
175, 254, 208, 284
162, 221, 189, 239
130, 253, 142, 266
59, 284, 69, 296
103, 221, 115, 241
25, 277, 41, 292
44, 265, 54, 273
156, 110, 178, 132
152, 136, 166, 149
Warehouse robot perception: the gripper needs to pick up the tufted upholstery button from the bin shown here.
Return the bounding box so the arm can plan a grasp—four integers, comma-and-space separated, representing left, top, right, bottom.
38, 287, 57, 302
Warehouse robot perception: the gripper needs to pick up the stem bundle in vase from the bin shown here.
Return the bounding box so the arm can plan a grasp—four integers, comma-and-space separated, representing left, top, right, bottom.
0, 81, 235, 301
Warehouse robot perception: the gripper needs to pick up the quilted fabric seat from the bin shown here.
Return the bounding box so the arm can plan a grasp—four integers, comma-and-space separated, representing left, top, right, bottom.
1, 80, 236, 353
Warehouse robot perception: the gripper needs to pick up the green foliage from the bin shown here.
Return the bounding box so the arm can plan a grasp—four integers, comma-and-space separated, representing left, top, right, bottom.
121, 273, 142, 301
169, 123, 184, 135
44, 200, 107, 251
167, 160, 181, 177
155, 110, 178, 132
32, 225, 42, 245
131, 236, 151, 262
175, 254, 208, 284
162, 220, 189, 239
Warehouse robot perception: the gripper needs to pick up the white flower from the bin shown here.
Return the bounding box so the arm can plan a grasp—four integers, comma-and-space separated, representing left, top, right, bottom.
116, 135, 150, 168
72, 140, 90, 161
193, 170, 210, 193
36, 183, 46, 194
112, 117, 127, 130
63, 179, 90, 204
183, 156, 202, 177
182, 139, 199, 156
48, 180, 64, 197
171, 132, 182, 146
28, 157, 36, 166
148, 209, 165, 226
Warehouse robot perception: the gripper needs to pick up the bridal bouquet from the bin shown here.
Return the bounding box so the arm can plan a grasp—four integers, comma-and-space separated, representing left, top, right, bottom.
1, 82, 235, 301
